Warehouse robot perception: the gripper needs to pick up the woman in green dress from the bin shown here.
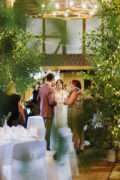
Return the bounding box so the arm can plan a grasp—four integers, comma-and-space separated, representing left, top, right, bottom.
64, 80, 84, 153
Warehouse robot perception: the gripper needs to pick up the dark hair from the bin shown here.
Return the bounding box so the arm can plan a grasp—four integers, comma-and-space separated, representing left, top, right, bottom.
72, 80, 81, 89
36, 82, 40, 85
32, 85, 35, 89
56, 79, 64, 89
47, 73, 55, 81
42, 76, 47, 84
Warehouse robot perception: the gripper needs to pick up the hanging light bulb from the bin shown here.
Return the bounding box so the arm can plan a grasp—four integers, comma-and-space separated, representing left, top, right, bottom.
94, 5, 98, 9
69, 1, 74, 7
52, 12, 56, 17
89, 11, 94, 16
64, 12, 68, 17
55, 3, 60, 9
41, 4, 45, 8
81, 3, 87, 9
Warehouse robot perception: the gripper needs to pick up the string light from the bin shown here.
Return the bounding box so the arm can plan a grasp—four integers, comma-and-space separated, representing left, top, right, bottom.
94, 5, 98, 9
41, 4, 45, 8
69, 1, 74, 7
64, 12, 68, 17
52, 12, 56, 17
66, 9, 71, 13
55, 3, 60, 9
26, 1, 99, 20
89, 11, 95, 16
81, 3, 87, 9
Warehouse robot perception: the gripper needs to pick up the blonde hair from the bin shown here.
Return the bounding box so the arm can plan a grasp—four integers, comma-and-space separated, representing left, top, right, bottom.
5, 80, 16, 95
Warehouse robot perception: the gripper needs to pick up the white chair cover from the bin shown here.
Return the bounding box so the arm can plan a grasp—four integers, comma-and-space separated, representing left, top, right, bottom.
12, 140, 46, 180
27, 116, 45, 128
46, 127, 73, 180
37, 127, 46, 140
1, 140, 46, 180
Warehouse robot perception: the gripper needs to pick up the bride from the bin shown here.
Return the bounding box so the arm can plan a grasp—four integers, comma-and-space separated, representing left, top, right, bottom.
50, 79, 68, 150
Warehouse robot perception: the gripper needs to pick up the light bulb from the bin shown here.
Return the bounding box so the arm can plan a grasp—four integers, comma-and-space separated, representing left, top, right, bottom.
89, 11, 94, 15
94, 5, 98, 9
64, 12, 68, 17
55, 3, 60, 9
52, 12, 56, 17
41, 4, 45, 8
69, 1, 74, 7
81, 3, 87, 9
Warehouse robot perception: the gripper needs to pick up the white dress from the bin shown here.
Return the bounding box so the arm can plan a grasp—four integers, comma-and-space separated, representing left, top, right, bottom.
50, 90, 68, 150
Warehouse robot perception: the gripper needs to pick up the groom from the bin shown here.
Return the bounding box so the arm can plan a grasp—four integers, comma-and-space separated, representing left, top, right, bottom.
37, 73, 57, 150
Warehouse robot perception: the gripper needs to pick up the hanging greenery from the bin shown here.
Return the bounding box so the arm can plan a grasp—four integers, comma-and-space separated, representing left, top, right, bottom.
0, 3, 43, 92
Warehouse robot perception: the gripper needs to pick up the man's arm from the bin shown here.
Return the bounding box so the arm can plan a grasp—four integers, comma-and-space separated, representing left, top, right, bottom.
18, 101, 26, 124
48, 89, 57, 106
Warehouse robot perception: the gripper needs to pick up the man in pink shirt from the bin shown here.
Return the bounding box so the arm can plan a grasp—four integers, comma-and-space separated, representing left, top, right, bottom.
37, 73, 57, 150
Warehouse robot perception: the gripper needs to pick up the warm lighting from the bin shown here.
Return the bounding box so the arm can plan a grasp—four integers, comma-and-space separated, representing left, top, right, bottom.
41, 4, 45, 8
6, 0, 15, 8
66, 9, 71, 13
89, 11, 95, 15
69, 1, 74, 7
64, 12, 68, 17
81, 3, 87, 9
94, 5, 98, 9
55, 3, 60, 9
52, 12, 56, 17
26, 0, 99, 20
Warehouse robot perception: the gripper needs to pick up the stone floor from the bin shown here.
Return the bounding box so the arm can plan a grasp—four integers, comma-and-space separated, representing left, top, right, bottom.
71, 148, 114, 180
73, 160, 113, 180
109, 162, 120, 180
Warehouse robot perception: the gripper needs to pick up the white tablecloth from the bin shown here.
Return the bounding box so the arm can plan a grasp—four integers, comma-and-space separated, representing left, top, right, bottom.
27, 116, 45, 128
0, 126, 38, 166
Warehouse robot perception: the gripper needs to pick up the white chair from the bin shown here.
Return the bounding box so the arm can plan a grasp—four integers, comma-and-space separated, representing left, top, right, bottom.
46, 127, 73, 180
37, 127, 46, 139
27, 116, 45, 128
27, 116, 46, 139
0, 142, 16, 180
2, 140, 46, 180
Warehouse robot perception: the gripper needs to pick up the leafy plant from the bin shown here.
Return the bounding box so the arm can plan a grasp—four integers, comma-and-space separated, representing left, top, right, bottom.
79, 0, 120, 148
0, 3, 43, 92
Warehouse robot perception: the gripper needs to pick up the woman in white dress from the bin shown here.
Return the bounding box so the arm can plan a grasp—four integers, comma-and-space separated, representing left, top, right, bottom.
50, 79, 68, 150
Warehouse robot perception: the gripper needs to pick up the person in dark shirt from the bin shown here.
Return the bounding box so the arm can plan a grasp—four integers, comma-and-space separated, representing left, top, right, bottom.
7, 94, 26, 127
32, 86, 37, 103
31, 82, 41, 115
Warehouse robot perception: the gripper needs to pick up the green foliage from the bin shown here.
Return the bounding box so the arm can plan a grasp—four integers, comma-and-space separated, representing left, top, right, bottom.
79, 0, 120, 147
0, 3, 42, 92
